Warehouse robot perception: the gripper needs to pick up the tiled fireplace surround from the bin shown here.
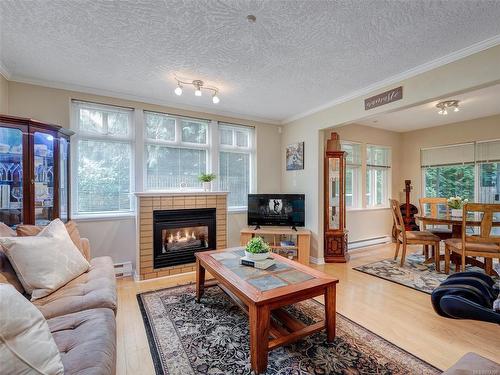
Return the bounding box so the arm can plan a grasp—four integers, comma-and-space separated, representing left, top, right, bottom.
135, 192, 228, 280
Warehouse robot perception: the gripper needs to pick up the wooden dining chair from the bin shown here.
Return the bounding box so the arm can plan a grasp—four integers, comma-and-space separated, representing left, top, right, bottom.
390, 199, 441, 268
444, 203, 500, 274
418, 197, 453, 240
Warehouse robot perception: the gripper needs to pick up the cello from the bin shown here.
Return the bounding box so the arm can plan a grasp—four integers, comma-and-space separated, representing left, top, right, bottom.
393, 180, 419, 239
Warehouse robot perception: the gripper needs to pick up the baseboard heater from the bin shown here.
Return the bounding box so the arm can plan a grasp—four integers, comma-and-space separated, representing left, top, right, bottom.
348, 236, 392, 250
114, 261, 133, 278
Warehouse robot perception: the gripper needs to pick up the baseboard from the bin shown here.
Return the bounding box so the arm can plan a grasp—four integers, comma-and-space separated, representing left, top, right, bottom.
309, 256, 325, 265
348, 236, 392, 251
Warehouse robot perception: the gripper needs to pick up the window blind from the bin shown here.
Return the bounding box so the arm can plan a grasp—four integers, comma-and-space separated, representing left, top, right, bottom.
421, 143, 475, 168
366, 145, 391, 168
341, 142, 362, 166
476, 140, 500, 163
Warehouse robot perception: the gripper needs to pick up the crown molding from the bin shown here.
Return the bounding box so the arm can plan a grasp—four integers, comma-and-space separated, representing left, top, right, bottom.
0, 62, 12, 80
282, 34, 500, 124
7, 75, 281, 125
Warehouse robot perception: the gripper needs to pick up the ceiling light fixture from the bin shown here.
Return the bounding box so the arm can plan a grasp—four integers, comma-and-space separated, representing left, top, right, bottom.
436, 100, 460, 115
173, 78, 220, 104
174, 83, 183, 96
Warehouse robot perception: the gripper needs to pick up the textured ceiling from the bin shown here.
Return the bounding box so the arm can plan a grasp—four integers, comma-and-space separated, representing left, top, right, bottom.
357, 83, 500, 132
1, 1, 500, 123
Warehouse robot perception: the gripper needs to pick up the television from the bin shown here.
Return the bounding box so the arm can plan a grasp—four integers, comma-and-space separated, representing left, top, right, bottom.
248, 194, 305, 228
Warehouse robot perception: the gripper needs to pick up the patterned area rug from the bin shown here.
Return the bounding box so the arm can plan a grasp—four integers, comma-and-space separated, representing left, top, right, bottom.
353, 252, 491, 294
137, 284, 440, 375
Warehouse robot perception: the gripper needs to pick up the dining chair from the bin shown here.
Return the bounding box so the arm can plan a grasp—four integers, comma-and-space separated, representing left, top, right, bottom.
390, 199, 441, 268
418, 197, 453, 240
444, 203, 500, 274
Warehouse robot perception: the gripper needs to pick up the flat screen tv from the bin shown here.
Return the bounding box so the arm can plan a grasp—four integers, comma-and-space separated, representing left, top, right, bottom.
248, 194, 305, 228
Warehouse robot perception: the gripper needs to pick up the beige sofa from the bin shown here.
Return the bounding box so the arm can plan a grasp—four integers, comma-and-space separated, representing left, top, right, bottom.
0, 231, 117, 375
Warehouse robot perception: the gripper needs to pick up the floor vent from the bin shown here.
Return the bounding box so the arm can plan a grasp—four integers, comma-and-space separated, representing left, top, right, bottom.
114, 261, 133, 278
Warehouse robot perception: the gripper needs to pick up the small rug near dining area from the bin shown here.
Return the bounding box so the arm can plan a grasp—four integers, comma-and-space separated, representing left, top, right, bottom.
137, 284, 440, 375
353, 252, 493, 294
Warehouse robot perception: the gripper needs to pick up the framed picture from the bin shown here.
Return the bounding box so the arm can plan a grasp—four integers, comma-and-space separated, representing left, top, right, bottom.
286, 142, 304, 170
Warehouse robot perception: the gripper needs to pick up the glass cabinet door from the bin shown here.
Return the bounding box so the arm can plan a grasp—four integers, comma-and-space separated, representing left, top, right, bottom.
328, 157, 340, 230
59, 137, 69, 222
33, 132, 54, 225
0, 127, 24, 226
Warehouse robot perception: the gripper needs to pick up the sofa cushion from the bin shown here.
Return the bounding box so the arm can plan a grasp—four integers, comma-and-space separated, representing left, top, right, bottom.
442, 352, 500, 374
17, 220, 84, 255
33, 256, 117, 319
0, 284, 64, 375
0, 219, 90, 300
48, 308, 116, 375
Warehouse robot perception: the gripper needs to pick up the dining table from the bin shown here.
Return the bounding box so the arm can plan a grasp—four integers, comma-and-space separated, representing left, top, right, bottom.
416, 212, 500, 273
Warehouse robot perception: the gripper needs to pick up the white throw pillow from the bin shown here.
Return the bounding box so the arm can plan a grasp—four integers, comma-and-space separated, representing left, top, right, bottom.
0, 284, 64, 374
0, 219, 90, 300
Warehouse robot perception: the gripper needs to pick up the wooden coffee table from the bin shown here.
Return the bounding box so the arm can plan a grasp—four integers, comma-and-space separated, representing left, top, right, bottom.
195, 248, 339, 374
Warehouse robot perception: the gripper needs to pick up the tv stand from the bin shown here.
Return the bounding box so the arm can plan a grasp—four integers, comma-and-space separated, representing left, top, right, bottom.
291, 226, 298, 232
254, 225, 261, 230
240, 227, 311, 265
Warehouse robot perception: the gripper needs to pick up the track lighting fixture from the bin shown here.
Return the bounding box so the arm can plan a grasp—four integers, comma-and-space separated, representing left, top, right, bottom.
173, 78, 220, 104
436, 100, 460, 115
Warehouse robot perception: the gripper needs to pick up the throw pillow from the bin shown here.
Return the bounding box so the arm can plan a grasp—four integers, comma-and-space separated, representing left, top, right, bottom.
0, 222, 16, 237
16, 220, 84, 255
0, 219, 90, 300
0, 284, 64, 374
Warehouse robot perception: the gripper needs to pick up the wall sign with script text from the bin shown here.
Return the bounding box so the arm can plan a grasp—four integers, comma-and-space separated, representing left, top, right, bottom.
364, 86, 403, 110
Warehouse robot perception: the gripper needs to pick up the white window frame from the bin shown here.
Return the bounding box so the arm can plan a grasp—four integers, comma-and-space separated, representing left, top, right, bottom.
70, 100, 135, 219
365, 144, 391, 208
143, 111, 211, 191
218, 123, 255, 211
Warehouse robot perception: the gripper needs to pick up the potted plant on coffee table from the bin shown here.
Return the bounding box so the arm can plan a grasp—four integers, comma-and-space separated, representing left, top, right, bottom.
245, 237, 271, 261
447, 196, 468, 217
198, 173, 216, 192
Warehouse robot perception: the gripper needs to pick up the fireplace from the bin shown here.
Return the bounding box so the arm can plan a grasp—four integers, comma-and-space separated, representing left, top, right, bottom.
153, 208, 216, 268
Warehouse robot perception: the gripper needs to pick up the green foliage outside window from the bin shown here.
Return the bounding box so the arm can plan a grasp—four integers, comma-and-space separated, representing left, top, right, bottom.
424, 164, 474, 201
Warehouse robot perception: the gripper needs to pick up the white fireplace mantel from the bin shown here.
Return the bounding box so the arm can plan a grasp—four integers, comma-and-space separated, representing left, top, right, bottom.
134, 191, 228, 197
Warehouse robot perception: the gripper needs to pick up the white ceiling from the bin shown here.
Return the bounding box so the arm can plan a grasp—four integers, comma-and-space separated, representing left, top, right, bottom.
1, 1, 500, 123
356, 83, 500, 132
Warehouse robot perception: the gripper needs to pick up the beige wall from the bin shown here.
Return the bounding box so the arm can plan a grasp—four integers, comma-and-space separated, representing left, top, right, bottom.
327, 124, 402, 242
401, 114, 500, 205
0, 74, 8, 113
6, 81, 282, 269
282, 44, 500, 259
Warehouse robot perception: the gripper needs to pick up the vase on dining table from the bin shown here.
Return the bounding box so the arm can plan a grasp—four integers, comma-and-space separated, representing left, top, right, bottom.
451, 208, 462, 217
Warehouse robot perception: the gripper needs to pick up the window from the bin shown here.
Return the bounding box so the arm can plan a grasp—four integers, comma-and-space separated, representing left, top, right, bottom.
144, 112, 209, 190
421, 143, 475, 201
366, 145, 391, 207
72, 101, 134, 215
218, 124, 254, 209
341, 141, 362, 208
72, 103, 256, 215
476, 140, 500, 203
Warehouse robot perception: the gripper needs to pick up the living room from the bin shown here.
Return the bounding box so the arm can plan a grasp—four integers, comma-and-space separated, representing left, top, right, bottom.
1, 2, 500, 375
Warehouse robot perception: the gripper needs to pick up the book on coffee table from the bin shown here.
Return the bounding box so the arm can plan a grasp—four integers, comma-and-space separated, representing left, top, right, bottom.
240, 256, 276, 269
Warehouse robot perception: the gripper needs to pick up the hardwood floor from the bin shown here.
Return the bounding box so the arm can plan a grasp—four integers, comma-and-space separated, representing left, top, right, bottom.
116, 243, 500, 374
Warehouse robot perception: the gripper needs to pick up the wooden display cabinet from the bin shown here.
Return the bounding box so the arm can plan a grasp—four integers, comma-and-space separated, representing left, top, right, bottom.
324, 132, 349, 262
0, 114, 74, 227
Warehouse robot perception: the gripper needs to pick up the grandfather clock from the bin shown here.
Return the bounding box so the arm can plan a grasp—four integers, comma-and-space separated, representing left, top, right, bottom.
324, 132, 349, 262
